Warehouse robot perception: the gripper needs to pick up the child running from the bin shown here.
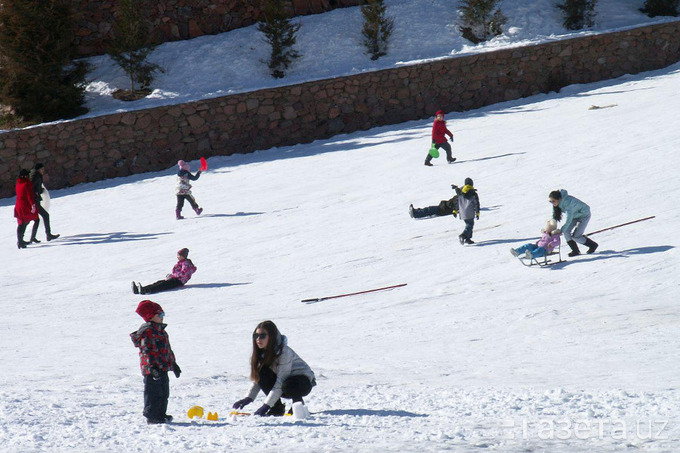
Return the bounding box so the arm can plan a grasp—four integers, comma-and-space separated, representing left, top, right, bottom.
176, 160, 203, 219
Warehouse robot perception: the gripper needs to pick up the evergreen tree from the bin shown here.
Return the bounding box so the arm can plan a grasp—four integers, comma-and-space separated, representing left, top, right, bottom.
0, 0, 88, 122
108, 0, 164, 96
640, 0, 679, 17
361, 0, 395, 61
458, 0, 507, 44
557, 0, 598, 30
258, 0, 301, 78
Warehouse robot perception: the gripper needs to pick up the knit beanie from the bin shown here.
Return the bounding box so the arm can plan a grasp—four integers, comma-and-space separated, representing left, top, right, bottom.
136, 300, 163, 322
34, 163, 44, 171
178, 160, 190, 171
464, 177, 474, 186
178, 248, 189, 258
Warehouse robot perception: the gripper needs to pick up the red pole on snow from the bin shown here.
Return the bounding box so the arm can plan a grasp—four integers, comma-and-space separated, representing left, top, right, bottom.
301, 283, 407, 303
587, 216, 655, 236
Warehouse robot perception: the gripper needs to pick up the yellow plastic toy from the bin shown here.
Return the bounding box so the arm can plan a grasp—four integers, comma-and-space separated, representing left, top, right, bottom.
207, 412, 219, 421
187, 406, 204, 419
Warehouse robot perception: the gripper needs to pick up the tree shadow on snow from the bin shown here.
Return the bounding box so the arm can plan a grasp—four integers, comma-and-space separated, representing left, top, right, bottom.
547, 245, 674, 269
318, 409, 428, 418
56, 231, 173, 246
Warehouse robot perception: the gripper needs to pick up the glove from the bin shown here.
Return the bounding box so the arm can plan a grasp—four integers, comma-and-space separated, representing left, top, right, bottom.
232, 397, 253, 410
475, 212, 480, 220
254, 404, 271, 416
173, 363, 181, 378
451, 184, 458, 190
150, 368, 161, 380
452, 210, 458, 218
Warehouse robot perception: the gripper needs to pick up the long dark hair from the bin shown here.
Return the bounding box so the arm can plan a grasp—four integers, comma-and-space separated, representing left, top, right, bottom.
549, 190, 562, 221
249, 320, 281, 382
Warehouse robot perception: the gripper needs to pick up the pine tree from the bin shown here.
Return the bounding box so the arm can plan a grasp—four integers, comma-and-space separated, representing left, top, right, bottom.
640, 0, 679, 17
258, 0, 301, 78
108, 0, 164, 97
458, 0, 507, 44
0, 0, 88, 122
361, 0, 395, 61
557, 0, 598, 30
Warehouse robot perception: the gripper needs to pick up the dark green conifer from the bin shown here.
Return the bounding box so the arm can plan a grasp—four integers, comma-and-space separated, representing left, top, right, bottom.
258, 0, 301, 79
361, 0, 395, 61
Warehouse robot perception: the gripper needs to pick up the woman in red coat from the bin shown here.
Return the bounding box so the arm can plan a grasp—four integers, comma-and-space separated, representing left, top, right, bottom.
425, 110, 455, 166
14, 169, 38, 249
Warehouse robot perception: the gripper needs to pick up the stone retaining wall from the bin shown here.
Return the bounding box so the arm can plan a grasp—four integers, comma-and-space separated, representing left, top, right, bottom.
73, 0, 365, 56
1, 21, 679, 198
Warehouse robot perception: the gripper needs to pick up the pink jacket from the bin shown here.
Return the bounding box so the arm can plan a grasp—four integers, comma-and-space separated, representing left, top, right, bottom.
169, 258, 197, 284
537, 232, 561, 252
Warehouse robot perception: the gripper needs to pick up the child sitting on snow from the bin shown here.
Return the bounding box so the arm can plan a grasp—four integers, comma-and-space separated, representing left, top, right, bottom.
511, 219, 561, 259
132, 248, 197, 295
409, 185, 459, 219
176, 160, 203, 219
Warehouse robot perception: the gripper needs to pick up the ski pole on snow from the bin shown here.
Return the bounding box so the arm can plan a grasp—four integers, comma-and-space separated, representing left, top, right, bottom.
587, 216, 655, 236
301, 283, 407, 303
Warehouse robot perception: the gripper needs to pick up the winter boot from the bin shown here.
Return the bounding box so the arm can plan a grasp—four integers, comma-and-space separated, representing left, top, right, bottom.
447, 157, 456, 164
510, 248, 519, 257
459, 234, 466, 245
268, 399, 286, 417
194, 207, 203, 215
47, 234, 60, 241
567, 240, 581, 257
584, 237, 598, 254
176, 209, 184, 220
464, 238, 475, 244
409, 204, 414, 218
132, 281, 139, 294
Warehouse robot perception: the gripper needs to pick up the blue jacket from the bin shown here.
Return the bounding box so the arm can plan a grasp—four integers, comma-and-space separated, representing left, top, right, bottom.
558, 189, 590, 232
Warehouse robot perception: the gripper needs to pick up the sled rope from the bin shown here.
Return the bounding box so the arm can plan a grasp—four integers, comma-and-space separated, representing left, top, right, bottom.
587, 216, 655, 236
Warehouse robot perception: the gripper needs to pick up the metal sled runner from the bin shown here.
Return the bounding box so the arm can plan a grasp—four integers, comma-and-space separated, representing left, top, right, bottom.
517, 244, 563, 267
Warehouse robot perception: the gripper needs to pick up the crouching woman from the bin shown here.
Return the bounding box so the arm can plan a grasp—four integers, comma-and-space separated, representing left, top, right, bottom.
232, 320, 316, 416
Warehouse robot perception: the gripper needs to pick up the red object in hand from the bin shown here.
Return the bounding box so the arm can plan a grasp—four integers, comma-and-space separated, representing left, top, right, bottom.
200, 157, 208, 172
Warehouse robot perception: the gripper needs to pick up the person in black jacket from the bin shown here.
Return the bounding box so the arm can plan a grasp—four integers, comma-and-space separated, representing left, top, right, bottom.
409, 186, 459, 219
29, 163, 59, 243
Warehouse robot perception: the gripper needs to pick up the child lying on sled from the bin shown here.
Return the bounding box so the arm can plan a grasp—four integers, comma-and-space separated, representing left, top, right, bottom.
511, 219, 561, 259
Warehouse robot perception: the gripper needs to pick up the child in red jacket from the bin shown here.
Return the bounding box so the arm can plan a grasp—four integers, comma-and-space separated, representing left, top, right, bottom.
14, 169, 39, 249
132, 248, 197, 295
130, 300, 181, 424
425, 110, 455, 166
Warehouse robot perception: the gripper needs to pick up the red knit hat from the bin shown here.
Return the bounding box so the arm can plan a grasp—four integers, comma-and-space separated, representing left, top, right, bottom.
136, 300, 163, 322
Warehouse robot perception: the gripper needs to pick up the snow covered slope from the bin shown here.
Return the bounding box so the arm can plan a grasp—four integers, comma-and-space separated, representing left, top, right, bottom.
82, 0, 679, 119
2, 59, 679, 451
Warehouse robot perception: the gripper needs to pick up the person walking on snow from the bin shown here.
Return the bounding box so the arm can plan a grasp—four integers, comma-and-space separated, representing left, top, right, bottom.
453, 177, 480, 244
511, 219, 561, 259
176, 160, 202, 219
132, 248, 196, 295
425, 110, 455, 166
130, 300, 181, 424
549, 189, 598, 257
14, 169, 39, 249
232, 320, 316, 417
29, 163, 59, 243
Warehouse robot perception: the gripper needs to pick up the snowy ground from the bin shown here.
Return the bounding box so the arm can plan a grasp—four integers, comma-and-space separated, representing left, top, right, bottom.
2, 57, 680, 451
80, 0, 679, 120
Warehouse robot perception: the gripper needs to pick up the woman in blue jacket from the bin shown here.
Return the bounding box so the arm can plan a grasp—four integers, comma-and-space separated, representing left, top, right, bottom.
549, 189, 598, 257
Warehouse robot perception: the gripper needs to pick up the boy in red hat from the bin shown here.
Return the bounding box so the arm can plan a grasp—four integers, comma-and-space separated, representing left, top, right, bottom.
130, 300, 181, 424
132, 248, 197, 295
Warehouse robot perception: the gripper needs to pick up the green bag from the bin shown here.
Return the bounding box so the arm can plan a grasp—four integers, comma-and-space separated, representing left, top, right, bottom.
428, 144, 440, 158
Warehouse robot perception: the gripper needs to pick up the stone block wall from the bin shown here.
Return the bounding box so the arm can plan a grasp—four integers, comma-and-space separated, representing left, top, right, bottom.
73, 0, 366, 56
1, 21, 679, 198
